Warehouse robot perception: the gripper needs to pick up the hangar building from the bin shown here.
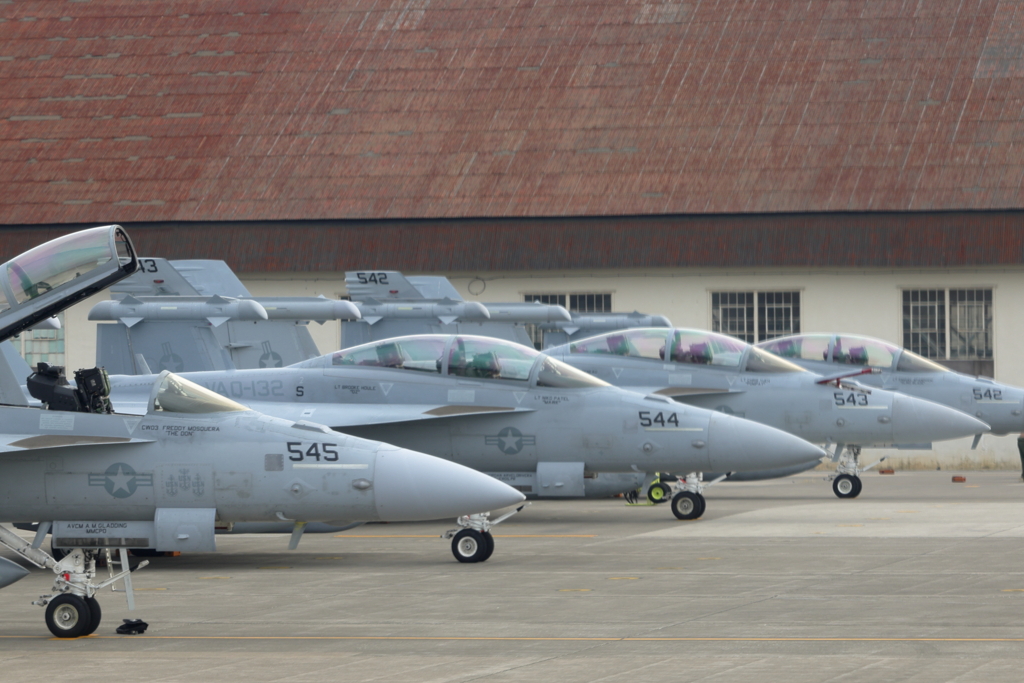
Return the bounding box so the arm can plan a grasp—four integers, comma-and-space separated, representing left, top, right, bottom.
1, 1, 1023, 465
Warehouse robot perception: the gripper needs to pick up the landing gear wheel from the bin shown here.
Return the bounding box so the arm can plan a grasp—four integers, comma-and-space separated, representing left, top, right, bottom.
45, 594, 92, 638
671, 491, 706, 520
478, 531, 495, 562
452, 529, 488, 563
647, 483, 671, 504
82, 596, 102, 636
833, 474, 862, 499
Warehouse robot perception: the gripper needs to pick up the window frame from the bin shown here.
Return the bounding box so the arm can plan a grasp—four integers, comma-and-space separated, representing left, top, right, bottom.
709, 289, 802, 343
899, 286, 995, 377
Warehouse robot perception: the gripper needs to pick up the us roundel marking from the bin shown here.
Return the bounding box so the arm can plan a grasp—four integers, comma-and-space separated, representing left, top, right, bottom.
484, 427, 537, 455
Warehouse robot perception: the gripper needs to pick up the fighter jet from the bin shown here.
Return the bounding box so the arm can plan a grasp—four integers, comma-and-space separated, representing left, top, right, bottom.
543, 328, 989, 500
757, 333, 1024, 436
104, 333, 828, 522
0, 227, 525, 637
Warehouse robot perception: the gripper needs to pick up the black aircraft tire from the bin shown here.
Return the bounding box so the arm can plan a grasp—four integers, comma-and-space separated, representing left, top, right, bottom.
647, 483, 671, 504
671, 491, 704, 520
833, 474, 862, 499
45, 594, 92, 638
452, 529, 487, 563
82, 597, 102, 636
478, 531, 495, 562
695, 493, 707, 518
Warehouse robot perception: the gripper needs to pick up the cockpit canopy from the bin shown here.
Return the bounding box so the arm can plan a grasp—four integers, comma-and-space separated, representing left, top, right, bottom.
327, 335, 609, 389
0, 225, 137, 342
565, 328, 806, 373
150, 372, 248, 414
758, 334, 951, 373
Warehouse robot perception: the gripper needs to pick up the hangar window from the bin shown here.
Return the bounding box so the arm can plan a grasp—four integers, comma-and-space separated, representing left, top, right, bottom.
901, 288, 993, 377
11, 312, 65, 369
523, 292, 612, 349
711, 291, 800, 343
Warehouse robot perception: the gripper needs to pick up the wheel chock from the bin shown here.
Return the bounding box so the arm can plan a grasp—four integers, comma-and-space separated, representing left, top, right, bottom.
878, 468, 895, 475
951, 475, 967, 483
116, 618, 149, 635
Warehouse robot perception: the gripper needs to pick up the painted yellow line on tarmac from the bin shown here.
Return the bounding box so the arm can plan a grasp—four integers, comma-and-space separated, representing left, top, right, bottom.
8, 635, 1024, 643
332, 534, 596, 538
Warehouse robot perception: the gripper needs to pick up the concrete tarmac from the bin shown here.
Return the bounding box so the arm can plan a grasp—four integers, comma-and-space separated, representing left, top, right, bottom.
2, 470, 1024, 682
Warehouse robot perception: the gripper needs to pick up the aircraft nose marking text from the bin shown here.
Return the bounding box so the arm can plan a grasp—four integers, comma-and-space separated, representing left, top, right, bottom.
485, 427, 536, 454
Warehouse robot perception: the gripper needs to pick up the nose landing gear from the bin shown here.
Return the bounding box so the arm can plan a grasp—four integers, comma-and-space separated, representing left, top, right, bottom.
443, 503, 528, 563
828, 445, 885, 499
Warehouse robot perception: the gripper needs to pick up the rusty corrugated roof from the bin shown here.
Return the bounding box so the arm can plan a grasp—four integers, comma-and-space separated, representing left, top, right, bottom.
3, 212, 1023, 271
1, 1, 1023, 224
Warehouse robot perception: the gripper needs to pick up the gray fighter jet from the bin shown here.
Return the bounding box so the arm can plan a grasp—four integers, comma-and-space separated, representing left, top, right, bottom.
544, 328, 989, 500
757, 333, 1024, 436
0, 227, 525, 637
105, 334, 829, 521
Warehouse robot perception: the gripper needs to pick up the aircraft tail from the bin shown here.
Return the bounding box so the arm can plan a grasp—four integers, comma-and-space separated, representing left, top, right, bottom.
344, 271, 425, 301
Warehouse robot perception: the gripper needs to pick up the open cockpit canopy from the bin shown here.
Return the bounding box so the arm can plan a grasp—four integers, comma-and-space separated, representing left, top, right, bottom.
0, 225, 137, 342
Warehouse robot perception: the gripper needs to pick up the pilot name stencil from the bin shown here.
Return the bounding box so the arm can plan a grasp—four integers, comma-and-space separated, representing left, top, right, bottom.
485, 427, 536, 455
88, 463, 154, 499
337, 384, 376, 394
161, 424, 222, 437
539, 395, 569, 405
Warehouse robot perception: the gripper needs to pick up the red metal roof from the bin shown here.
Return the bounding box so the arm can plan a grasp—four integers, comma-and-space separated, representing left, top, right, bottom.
1, 1, 1023, 224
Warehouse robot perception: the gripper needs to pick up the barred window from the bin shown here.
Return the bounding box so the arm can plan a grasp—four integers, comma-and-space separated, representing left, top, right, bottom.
712, 291, 800, 343
902, 288, 993, 376
902, 289, 946, 358
758, 291, 800, 341
949, 289, 992, 360
569, 293, 611, 313
12, 312, 65, 369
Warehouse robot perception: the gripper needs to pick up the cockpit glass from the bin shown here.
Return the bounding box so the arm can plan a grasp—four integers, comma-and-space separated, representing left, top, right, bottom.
759, 334, 832, 363
536, 356, 610, 388
153, 373, 247, 414
332, 337, 446, 373
896, 349, 951, 373
670, 330, 745, 367
5, 226, 114, 305
569, 329, 668, 360
744, 346, 807, 373
448, 336, 538, 381
832, 336, 896, 368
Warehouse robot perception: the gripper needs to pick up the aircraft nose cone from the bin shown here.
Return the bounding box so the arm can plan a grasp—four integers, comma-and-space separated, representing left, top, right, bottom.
0, 556, 29, 590
891, 393, 990, 443
706, 413, 826, 472
373, 445, 525, 521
